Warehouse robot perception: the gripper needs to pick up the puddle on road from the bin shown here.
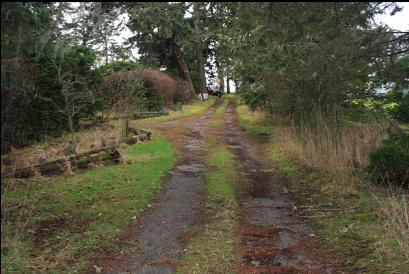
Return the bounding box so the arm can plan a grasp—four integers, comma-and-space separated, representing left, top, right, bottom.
276, 230, 300, 249
244, 251, 311, 268
137, 264, 173, 274
175, 164, 204, 173
244, 229, 300, 250
184, 144, 205, 151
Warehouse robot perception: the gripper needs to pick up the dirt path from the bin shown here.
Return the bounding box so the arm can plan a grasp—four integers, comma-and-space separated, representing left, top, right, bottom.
96, 99, 222, 273
222, 99, 338, 273
96, 97, 338, 273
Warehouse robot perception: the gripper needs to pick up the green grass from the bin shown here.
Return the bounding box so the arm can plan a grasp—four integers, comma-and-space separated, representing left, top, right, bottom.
1, 132, 176, 273
209, 98, 229, 127
206, 148, 236, 199
215, 97, 229, 115
176, 137, 239, 273
400, 123, 409, 134
236, 103, 408, 273
140, 97, 215, 123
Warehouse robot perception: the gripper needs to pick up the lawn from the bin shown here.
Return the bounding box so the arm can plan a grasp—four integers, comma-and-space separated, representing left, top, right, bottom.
1, 132, 176, 273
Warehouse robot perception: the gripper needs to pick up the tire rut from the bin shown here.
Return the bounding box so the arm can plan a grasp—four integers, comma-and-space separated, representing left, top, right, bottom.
222, 99, 338, 274
96, 99, 223, 274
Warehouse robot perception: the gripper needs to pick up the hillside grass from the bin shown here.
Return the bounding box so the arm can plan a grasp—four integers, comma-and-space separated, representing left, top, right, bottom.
236, 101, 409, 273
1, 132, 176, 273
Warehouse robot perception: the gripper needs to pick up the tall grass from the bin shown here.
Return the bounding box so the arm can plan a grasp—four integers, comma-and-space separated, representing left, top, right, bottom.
278, 112, 390, 186
237, 104, 408, 260
374, 191, 409, 260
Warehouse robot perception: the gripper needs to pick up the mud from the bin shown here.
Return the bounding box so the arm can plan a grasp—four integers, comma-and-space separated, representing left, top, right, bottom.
222, 99, 338, 273
94, 99, 222, 274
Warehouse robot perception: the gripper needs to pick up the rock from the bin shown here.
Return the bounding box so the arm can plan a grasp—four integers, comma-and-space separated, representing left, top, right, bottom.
93, 265, 102, 273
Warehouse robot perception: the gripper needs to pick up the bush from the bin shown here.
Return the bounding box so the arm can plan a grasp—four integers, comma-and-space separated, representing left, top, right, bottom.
96, 61, 143, 77
368, 133, 409, 187
144, 88, 165, 111
391, 93, 409, 123
170, 102, 183, 111
96, 69, 195, 113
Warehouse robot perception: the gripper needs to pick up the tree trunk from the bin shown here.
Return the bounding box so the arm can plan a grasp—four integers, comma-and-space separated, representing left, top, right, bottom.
226, 75, 231, 94
234, 79, 240, 94
68, 114, 76, 152
65, 92, 76, 153
194, 2, 206, 101
104, 35, 109, 65
174, 47, 195, 93
217, 63, 224, 92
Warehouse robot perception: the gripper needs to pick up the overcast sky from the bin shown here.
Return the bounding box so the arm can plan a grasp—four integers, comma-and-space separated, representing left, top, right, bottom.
373, 2, 409, 31
117, 2, 409, 61
75, 2, 408, 91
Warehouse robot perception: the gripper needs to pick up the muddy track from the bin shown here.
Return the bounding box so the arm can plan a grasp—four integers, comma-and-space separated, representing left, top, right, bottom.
222, 99, 338, 274
96, 99, 223, 274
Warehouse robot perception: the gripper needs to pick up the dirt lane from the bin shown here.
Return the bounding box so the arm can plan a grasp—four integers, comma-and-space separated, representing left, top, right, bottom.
222, 99, 338, 273
95, 99, 222, 274
95, 97, 339, 274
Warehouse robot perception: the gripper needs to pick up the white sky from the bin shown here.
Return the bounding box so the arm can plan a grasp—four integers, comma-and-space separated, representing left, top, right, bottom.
66, 2, 409, 61
373, 2, 409, 31
65, 2, 409, 92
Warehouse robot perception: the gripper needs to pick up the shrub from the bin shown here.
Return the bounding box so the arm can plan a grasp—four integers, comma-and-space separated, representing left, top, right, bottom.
391, 93, 409, 123
96, 69, 195, 112
170, 102, 183, 111
144, 88, 165, 111
96, 60, 143, 77
368, 133, 409, 188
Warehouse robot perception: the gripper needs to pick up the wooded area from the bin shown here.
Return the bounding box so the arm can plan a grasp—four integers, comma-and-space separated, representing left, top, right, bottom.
1, 2, 409, 273
2, 2, 407, 183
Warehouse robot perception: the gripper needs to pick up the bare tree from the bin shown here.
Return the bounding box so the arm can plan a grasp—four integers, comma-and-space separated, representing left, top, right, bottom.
102, 72, 146, 137
53, 60, 92, 153
194, 2, 206, 101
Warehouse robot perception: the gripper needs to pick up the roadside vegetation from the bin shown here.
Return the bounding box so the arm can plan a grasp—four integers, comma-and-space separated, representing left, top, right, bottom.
1, 133, 176, 273
2, 2, 409, 273
237, 101, 409, 272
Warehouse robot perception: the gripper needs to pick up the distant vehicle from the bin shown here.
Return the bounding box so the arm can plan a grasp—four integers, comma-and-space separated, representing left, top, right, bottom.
207, 86, 223, 97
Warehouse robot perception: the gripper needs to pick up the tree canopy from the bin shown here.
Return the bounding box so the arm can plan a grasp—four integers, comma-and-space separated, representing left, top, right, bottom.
1, 2, 408, 153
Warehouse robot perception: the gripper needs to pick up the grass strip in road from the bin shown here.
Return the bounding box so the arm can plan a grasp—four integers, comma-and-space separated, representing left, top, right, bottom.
140, 97, 216, 123
1, 132, 176, 274
209, 97, 230, 127
176, 136, 240, 273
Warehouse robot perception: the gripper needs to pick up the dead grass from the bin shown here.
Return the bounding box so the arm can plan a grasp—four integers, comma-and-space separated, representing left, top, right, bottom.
277, 118, 389, 187
236, 103, 409, 266
374, 191, 409, 260
1, 124, 123, 174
